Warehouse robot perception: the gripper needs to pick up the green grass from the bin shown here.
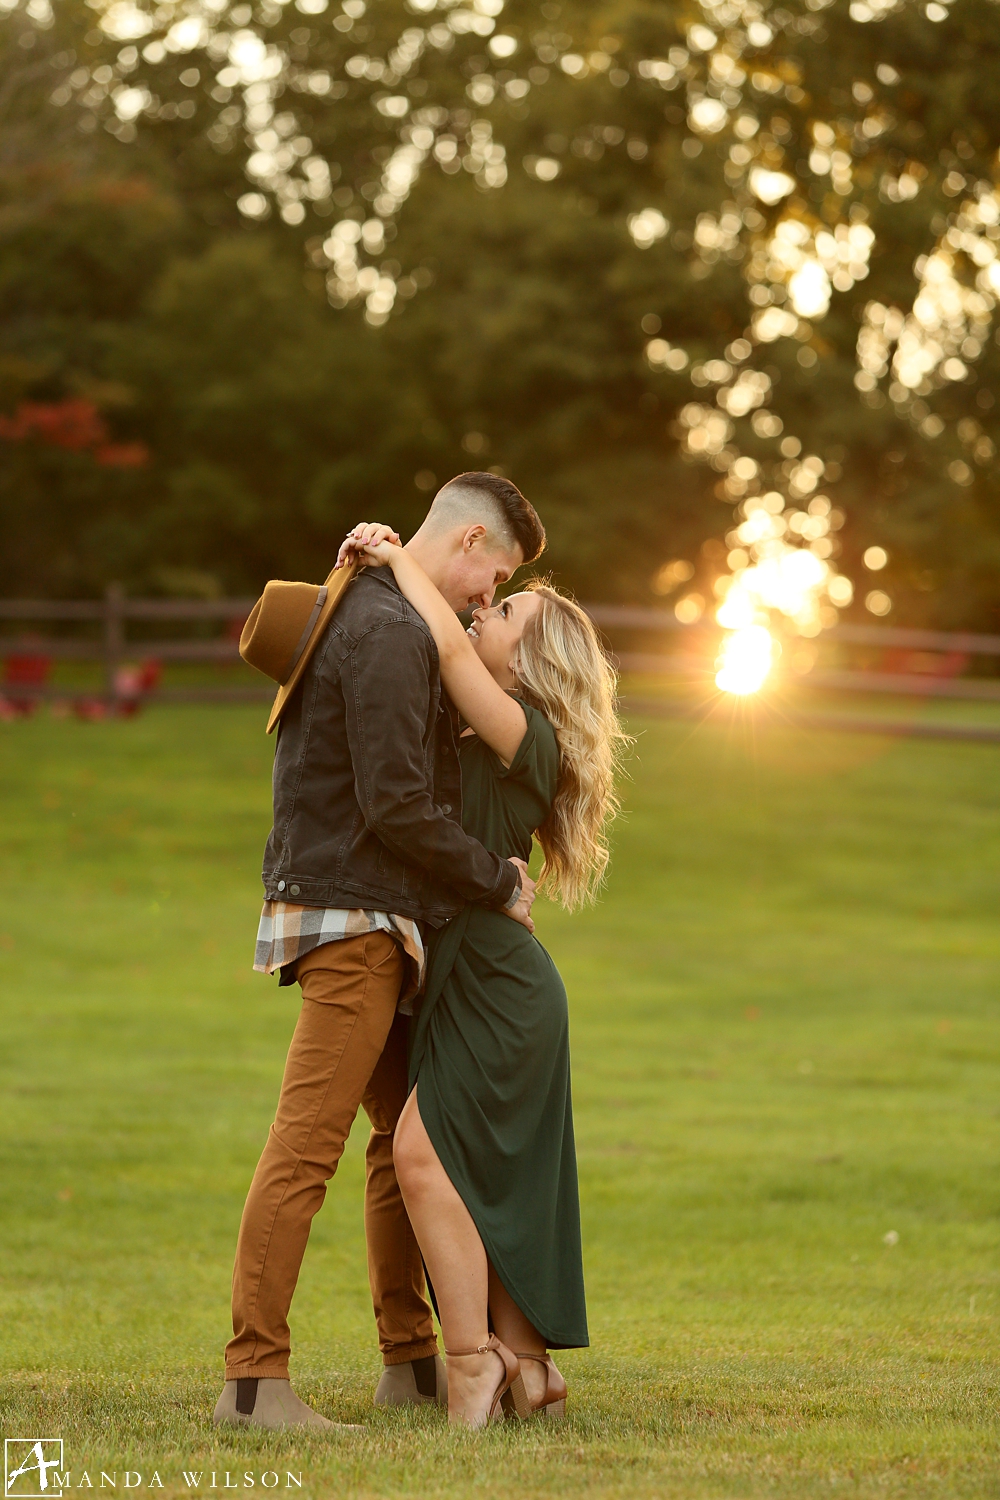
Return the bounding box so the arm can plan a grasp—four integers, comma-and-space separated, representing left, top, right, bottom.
0, 704, 997, 1499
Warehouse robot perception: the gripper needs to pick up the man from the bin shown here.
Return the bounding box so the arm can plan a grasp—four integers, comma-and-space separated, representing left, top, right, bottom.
214, 472, 546, 1429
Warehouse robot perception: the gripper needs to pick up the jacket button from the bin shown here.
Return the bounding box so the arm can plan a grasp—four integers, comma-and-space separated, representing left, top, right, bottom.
289, 884, 300, 896
442, 804, 452, 815
277, 881, 285, 892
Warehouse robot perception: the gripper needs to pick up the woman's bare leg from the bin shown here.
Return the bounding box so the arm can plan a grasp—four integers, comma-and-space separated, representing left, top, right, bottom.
487, 1267, 557, 1408
393, 1088, 504, 1426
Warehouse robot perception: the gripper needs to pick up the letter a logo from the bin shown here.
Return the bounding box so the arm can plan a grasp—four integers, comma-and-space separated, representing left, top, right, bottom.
5, 1442, 66, 1498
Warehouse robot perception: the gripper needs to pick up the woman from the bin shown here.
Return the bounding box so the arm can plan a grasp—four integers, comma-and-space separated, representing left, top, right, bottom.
339, 524, 626, 1427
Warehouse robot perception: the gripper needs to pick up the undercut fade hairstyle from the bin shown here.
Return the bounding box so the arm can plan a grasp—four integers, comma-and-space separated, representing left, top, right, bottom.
429, 472, 546, 564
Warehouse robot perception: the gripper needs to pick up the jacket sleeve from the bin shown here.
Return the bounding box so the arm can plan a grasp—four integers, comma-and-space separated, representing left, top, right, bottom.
341, 619, 519, 909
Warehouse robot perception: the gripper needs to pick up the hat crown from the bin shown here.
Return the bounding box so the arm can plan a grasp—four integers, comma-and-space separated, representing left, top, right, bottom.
239, 558, 358, 733
240, 580, 328, 685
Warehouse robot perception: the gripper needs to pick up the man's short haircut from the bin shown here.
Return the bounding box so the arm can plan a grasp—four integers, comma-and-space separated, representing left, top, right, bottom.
428, 472, 546, 564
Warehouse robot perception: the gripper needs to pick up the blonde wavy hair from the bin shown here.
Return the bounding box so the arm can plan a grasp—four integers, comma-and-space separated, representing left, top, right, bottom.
511, 582, 630, 910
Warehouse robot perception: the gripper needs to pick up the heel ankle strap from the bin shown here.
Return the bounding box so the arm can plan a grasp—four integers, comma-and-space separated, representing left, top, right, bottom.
445, 1341, 494, 1357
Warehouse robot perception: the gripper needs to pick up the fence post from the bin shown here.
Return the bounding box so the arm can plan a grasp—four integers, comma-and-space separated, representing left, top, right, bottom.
104, 583, 124, 698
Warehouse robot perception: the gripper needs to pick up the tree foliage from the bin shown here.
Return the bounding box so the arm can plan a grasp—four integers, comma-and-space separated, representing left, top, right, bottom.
2, 0, 999, 630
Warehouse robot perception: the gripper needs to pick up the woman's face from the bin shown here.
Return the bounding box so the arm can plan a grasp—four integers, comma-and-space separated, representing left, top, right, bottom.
467, 591, 542, 687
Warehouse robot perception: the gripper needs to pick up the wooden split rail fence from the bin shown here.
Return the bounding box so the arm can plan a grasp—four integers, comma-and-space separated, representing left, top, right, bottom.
0, 588, 260, 706
588, 605, 1000, 702
2, 588, 1000, 708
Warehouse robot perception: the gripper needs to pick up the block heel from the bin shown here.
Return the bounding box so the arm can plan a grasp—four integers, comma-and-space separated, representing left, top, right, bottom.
512, 1352, 568, 1420
501, 1370, 531, 1419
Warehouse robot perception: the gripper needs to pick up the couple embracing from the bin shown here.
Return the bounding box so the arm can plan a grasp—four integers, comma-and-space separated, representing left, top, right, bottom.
215, 473, 624, 1429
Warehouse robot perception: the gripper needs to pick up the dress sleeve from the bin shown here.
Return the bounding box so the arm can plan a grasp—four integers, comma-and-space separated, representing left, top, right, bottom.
492, 702, 560, 800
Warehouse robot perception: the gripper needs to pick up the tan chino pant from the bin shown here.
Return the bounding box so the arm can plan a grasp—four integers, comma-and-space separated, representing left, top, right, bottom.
225, 931, 438, 1378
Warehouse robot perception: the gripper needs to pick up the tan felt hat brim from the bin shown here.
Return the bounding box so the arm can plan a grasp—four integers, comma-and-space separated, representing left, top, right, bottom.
265, 559, 358, 734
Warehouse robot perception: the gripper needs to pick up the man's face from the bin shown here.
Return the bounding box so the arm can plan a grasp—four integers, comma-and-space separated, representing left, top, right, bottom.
437, 531, 524, 613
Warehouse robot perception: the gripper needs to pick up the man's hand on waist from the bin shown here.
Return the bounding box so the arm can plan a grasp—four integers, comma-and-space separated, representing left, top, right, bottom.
502, 856, 536, 934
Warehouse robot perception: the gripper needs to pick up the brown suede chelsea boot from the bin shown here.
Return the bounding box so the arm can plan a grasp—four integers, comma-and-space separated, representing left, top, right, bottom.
213, 1378, 362, 1431
373, 1354, 447, 1407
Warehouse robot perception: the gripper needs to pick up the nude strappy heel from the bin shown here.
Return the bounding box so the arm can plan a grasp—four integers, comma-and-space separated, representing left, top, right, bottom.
445, 1334, 530, 1423
512, 1351, 567, 1419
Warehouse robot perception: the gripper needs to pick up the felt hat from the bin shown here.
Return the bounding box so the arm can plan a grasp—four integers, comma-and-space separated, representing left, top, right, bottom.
240, 558, 358, 734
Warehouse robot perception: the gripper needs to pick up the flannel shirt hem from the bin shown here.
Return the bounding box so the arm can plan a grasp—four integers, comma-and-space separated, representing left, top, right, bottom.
254, 902, 424, 1011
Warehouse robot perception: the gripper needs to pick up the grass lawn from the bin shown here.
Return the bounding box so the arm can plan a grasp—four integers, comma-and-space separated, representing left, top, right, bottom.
0, 703, 997, 1499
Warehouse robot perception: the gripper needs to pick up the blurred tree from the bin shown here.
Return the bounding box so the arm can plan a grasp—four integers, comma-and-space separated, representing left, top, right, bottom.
1, 0, 999, 632
116, 235, 413, 589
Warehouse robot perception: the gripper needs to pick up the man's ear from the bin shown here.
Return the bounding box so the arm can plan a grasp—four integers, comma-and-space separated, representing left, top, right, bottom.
462, 524, 488, 551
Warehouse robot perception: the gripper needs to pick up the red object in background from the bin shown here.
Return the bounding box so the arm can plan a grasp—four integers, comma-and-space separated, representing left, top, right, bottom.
0, 398, 108, 450
113, 659, 162, 716
882, 648, 970, 678
0, 654, 163, 722
2, 648, 52, 716
95, 442, 149, 467
0, 399, 148, 466
73, 698, 110, 721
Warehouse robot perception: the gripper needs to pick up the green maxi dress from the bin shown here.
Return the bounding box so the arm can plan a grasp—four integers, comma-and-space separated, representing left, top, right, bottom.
408, 701, 589, 1350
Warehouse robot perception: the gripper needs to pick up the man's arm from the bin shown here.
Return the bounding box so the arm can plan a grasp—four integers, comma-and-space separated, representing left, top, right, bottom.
341, 618, 521, 910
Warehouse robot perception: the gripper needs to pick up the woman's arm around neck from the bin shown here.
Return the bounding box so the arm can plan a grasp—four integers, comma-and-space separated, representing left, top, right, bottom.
374, 542, 527, 765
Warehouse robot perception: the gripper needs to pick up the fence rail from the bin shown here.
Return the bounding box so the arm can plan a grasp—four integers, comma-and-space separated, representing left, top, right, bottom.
0, 587, 253, 696
583, 604, 1000, 657
3, 589, 1000, 706
0, 596, 256, 621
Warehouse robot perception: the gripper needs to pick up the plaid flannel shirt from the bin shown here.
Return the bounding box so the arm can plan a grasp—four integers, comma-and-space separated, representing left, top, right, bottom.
254, 902, 425, 1012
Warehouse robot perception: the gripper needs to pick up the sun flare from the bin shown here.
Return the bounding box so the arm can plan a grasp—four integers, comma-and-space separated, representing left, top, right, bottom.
715, 625, 773, 696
